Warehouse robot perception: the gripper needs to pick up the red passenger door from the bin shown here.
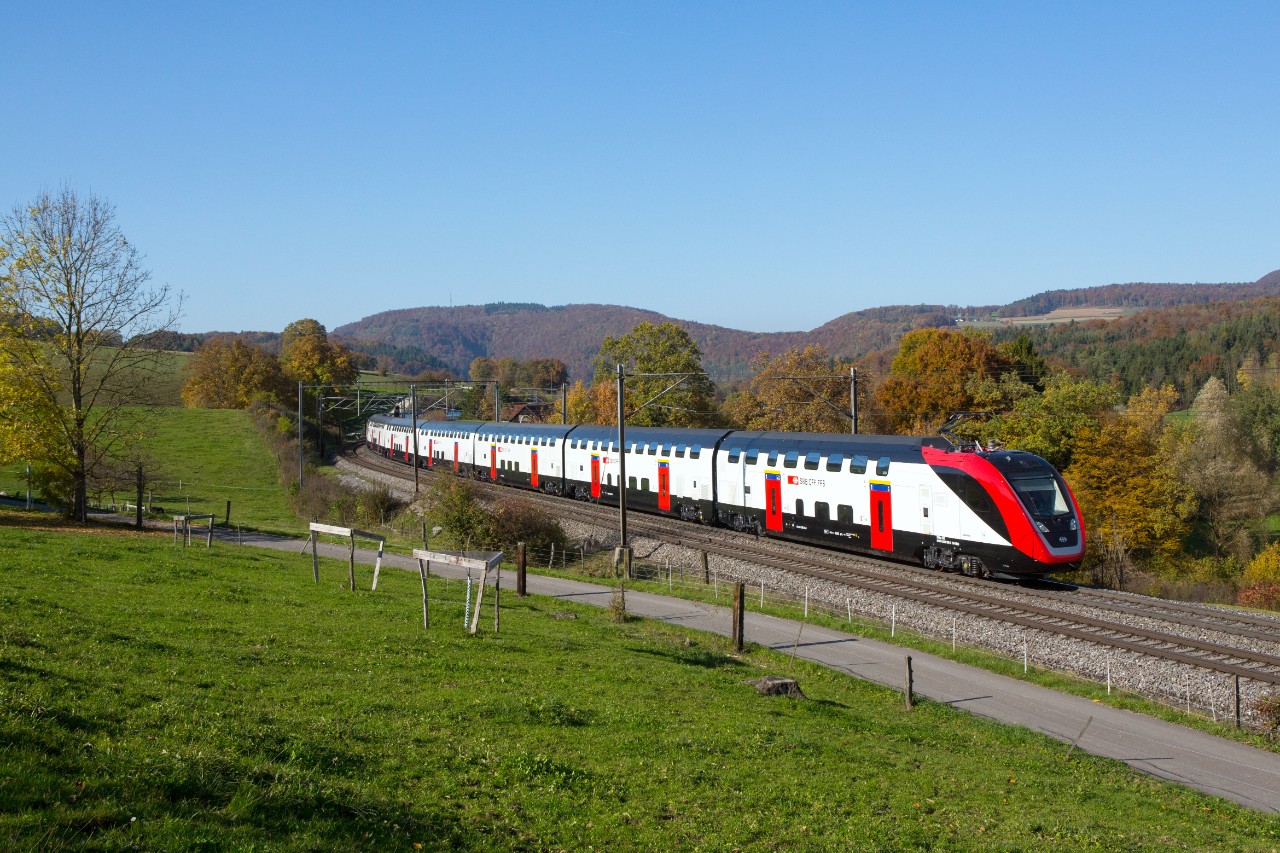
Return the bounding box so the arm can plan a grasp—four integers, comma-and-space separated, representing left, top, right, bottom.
427, 439, 433, 468
490, 444, 498, 480
870, 481, 893, 551
590, 454, 601, 499
453, 442, 459, 473
530, 448, 539, 488
657, 460, 671, 511
764, 471, 783, 532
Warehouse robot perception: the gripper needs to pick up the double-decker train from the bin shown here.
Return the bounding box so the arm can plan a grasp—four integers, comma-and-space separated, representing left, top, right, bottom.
365, 415, 1084, 580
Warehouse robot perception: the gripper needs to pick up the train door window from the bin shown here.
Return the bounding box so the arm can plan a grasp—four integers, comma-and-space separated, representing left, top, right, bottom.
629, 476, 637, 490
804, 452, 820, 470
641, 478, 650, 492
745, 449, 759, 465
826, 453, 843, 472
691, 445, 701, 459
815, 501, 830, 521
876, 456, 891, 476
795, 499, 805, 517
851, 455, 868, 474
783, 451, 799, 468
837, 504, 853, 524
728, 449, 741, 464
767, 451, 779, 466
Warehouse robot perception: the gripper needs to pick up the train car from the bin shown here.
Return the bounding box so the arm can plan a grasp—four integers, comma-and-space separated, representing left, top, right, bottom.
414, 420, 485, 475
564, 426, 731, 521
711, 430, 1081, 579
470, 422, 575, 493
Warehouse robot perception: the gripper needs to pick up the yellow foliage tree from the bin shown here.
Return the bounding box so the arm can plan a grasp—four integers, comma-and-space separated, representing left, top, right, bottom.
181, 337, 291, 409
723, 346, 854, 433
1064, 386, 1197, 585
875, 328, 1012, 435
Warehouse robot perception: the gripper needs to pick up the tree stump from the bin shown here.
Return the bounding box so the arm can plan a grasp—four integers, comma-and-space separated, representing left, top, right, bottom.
747, 676, 806, 698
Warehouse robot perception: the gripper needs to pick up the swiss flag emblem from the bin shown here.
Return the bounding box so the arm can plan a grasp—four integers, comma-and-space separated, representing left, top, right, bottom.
787, 475, 799, 485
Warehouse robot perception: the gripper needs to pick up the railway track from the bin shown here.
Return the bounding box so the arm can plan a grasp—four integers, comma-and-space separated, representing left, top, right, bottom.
348, 447, 1280, 689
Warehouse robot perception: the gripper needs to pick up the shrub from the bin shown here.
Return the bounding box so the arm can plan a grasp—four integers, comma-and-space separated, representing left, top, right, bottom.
1243, 542, 1280, 587
1237, 582, 1280, 612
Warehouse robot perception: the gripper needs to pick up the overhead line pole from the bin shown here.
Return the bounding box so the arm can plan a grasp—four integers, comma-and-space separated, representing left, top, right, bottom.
616, 364, 627, 549
411, 384, 420, 494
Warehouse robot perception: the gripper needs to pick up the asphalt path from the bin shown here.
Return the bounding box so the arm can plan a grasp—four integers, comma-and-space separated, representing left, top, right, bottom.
94, 519, 1280, 814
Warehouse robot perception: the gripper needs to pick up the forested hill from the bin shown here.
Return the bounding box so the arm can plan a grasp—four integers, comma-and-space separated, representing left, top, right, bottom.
992, 272, 1279, 317
992, 295, 1280, 402
331, 302, 957, 382
329, 270, 1278, 384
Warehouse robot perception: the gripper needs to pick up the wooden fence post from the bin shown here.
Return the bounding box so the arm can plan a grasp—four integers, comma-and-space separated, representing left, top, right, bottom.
418, 559, 429, 629
732, 582, 745, 652
904, 656, 914, 710
348, 535, 356, 591
517, 542, 527, 596
701, 550, 709, 583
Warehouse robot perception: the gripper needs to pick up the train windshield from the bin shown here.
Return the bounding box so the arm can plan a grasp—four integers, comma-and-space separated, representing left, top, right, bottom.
1008, 474, 1071, 518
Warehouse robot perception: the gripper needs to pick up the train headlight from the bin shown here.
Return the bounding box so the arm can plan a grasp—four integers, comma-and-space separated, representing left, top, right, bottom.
1036, 521, 1049, 533
1069, 519, 1078, 531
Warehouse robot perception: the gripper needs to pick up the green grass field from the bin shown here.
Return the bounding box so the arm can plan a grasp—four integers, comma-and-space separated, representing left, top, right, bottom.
2, 516, 1278, 851
0, 407, 298, 535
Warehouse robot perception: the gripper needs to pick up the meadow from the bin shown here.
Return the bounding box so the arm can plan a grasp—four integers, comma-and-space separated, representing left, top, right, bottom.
2, 515, 1278, 851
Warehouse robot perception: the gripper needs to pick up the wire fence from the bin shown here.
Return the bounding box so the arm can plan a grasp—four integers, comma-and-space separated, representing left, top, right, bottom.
515, 540, 1273, 730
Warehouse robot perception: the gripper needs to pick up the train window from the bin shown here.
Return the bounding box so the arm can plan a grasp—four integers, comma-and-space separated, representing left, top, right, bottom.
795, 499, 805, 517
804, 452, 820, 470
850, 455, 867, 474
675, 446, 686, 458
629, 476, 637, 490
815, 501, 830, 521
783, 451, 799, 468
876, 456, 891, 476
641, 478, 650, 492
826, 453, 843, 472
661, 445, 671, 456
745, 449, 759, 465
728, 449, 741, 464
690, 446, 701, 459
648, 445, 656, 455
767, 451, 779, 466
837, 504, 853, 524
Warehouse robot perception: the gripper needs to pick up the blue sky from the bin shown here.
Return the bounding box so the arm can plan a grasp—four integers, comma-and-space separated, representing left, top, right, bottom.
4, 2, 1277, 334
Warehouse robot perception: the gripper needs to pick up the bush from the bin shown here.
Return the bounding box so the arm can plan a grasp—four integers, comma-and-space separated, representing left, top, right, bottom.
1237, 582, 1280, 612
1243, 542, 1280, 587
488, 497, 567, 555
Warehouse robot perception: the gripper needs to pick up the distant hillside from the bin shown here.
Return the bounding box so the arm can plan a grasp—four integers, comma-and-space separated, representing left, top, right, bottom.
994, 272, 1279, 317
333, 302, 963, 382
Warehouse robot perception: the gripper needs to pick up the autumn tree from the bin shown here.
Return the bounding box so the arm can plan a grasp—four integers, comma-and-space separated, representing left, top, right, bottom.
981, 375, 1121, 470
1180, 377, 1275, 562
592, 322, 720, 428
724, 345, 854, 433
1064, 386, 1197, 586
280, 319, 359, 388
0, 188, 179, 521
181, 337, 291, 409
875, 329, 1012, 435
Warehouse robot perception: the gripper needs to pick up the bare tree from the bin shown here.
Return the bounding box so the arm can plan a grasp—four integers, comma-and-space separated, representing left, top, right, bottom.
0, 187, 181, 521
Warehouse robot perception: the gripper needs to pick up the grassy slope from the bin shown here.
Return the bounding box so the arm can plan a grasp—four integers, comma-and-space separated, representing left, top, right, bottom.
132, 407, 297, 534
1, 407, 298, 535
1, 518, 1277, 851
